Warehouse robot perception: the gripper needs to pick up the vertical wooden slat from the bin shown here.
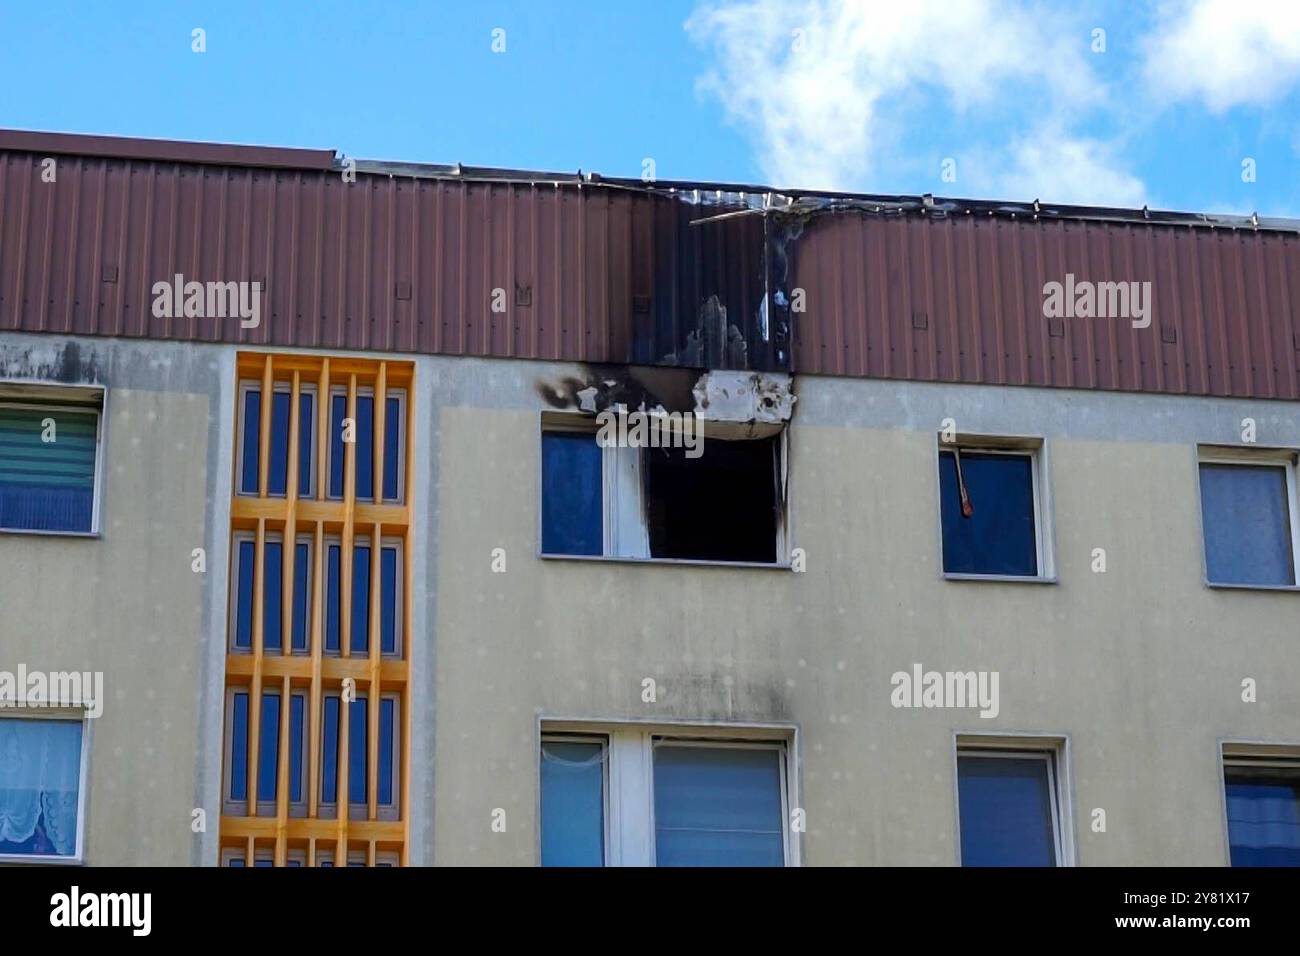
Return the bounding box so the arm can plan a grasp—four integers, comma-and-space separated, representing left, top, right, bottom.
368, 364, 387, 819
248, 517, 266, 818
308, 520, 324, 819
274, 676, 291, 865
340, 374, 357, 660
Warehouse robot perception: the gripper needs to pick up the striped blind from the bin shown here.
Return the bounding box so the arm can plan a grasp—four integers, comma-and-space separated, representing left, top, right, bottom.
0, 403, 99, 532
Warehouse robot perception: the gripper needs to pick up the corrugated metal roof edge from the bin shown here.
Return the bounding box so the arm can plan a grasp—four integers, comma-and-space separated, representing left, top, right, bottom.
3, 127, 1298, 234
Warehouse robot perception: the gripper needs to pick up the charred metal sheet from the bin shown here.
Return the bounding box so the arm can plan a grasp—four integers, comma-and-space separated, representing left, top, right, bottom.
692, 370, 795, 424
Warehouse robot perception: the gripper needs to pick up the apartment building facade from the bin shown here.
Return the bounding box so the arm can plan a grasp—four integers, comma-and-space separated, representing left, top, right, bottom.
0, 130, 1298, 867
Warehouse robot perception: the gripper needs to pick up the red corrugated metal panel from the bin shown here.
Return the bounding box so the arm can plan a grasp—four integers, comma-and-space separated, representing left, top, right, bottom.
3, 134, 1299, 400
791, 212, 1300, 400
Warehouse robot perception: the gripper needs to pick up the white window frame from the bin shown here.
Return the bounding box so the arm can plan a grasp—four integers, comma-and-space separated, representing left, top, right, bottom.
321, 534, 404, 658
1218, 741, 1300, 866
318, 690, 402, 822
935, 437, 1056, 583
228, 531, 315, 655
221, 687, 308, 818
0, 708, 91, 864
953, 734, 1074, 867
1196, 449, 1300, 589
538, 719, 799, 867
325, 385, 407, 504
0, 389, 106, 537
538, 416, 791, 567
234, 380, 318, 499
221, 847, 307, 867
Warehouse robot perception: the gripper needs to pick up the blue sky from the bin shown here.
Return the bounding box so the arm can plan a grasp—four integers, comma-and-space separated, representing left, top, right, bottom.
3, 1, 1298, 215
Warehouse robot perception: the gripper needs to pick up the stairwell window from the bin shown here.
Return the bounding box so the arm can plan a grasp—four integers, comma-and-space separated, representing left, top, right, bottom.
0, 387, 104, 534
236, 381, 315, 498
1198, 448, 1299, 588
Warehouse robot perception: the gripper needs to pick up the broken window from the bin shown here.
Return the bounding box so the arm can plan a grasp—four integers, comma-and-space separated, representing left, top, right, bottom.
541, 416, 786, 565
938, 440, 1050, 578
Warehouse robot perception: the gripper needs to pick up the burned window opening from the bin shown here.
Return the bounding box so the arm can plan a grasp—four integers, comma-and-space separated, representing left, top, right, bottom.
643, 435, 781, 564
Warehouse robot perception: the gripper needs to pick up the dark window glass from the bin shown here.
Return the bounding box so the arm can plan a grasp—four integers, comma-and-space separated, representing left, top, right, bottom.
325, 544, 341, 653
349, 696, 368, 805
957, 754, 1057, 866
292, 542, 310, 653
235, 539, 255, 650
230, 692, 249, 802
329, 394, 346, 498
380, 546, 398, 655
290, 694, 306, 804
298, 392, 314, 497
258, 693, 281, 804
322, 696, 340, 803
1224, 765, 1300, 866
240, 389, 260, 494
939, 451, 1038, 576
269, 390, 291, 496
1200, 463, 1295, 586
227, 858, 245, 867
263, 541, 283, 652
541, 432, 603, 556
0, 404, 99, 532
352, 545, 370, 655
383, 396, 401, 501
379, 698, 396, 807
328, 393, 376, 499
541, 739, 605, 866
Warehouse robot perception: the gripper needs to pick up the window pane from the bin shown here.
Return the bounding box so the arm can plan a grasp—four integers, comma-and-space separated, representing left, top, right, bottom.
541, 432, 603, 556
0, 404, 97, 532
298, 392, 314, 497
322, 696, 340, 803
1225, 766, 1300, 866
355, 395, 375, 501
957, 755, 1057, 866
383, 396, 401, 501
352, 545, 370, 655
290, 694, 306, 804
269, 390, 291, 496
329, 394, 346, 498
240, 388, 260, 495
258, 693, 281, 803
325, 544, 341, 653
540, 740, 605, 866
0, 718, 83, 857
653, 745, 784, 866
379, 698, 396, 807
234, 539, 255, 650
1200, 463, 1295, 586
230, 692, 249, 802
264, 541, 283, 653
939, 451, 1038, 576
380, 546, 398, 655
349, 696, 368, 805
292, 542, 310, 653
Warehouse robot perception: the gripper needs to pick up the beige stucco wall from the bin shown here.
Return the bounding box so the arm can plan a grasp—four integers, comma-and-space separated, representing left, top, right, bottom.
429, 368, 1300, 866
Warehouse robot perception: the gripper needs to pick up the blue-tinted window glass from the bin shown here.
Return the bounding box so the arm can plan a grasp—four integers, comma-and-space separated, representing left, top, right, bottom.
380, 546, 398, 655
1225, 767, 1300, 866
290, 694, 306, 804
379, 698, 396, 807
240, 389, 260, 494
0, 718, 84, 858
258, 693, 281, 804
269, 390, 291, 496
263, 541, 283, 653
352, 545, 370, 655
653, 745, 784, 867
349, 696, 368, 805
957, 755, 1057, 866
325, 544, 341, 652
230, 692, 249, 802
254, 859, 273, 868
355, 396, 375, 501
322, 696, 340, 804
298, 392, 314, 498
939, 451, 1038, 576
541, 432, 603, 556
227, 858, 245, 867
383, 396, 401, 501
541, 740, 605, 866
329, 394, 346, 498
292, 542, 310, 653
1200, 463, 1295, 586
235, 539, 255, 650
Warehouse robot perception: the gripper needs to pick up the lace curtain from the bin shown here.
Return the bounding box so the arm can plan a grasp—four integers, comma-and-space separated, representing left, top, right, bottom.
0, 718, 82, 856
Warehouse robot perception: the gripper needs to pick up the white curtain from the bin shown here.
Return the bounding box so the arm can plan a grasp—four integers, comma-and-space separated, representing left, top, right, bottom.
0, 719, 82, 856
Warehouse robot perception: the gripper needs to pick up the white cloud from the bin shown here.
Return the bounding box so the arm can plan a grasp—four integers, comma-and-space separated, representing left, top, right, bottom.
685, 0, 1139, 204
1143, 0, 1300, 111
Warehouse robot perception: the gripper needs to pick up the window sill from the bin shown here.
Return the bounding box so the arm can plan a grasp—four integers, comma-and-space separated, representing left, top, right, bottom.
942, 572, 1058, 584
1205, 581, 1300, 593
0, 853, 83, 865
540, 552, 793, 571
0, 527, 99, 539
